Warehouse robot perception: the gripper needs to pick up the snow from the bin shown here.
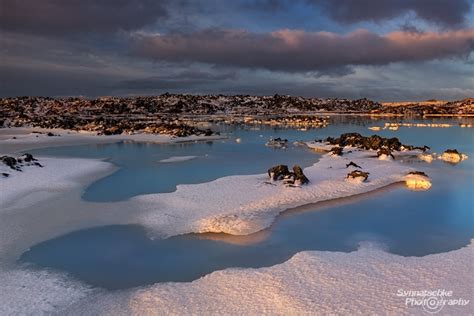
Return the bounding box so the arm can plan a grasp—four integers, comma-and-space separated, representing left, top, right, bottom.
0, 157, 112, 211
159, 156, 197, 163
439, 152, 468, 164
404, 174, 432, 191
0, 269, 94, 315
60, 241, 474, 315
0, 127, 225, 154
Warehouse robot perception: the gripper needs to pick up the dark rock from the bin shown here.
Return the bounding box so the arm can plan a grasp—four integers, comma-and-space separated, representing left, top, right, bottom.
268, 164, 291, 181
346, 170, 369, 182
444, 149, 459, 154
377, 148, 395, 159
1, 156, 18, 170
324, 132, 428, 154
330, 147, 343, 156
346, 161, 361, 168
292, 165, 309, 185
20, 153, 37, 162
408, 171, 428, 177
47, 132, 55, 136
2, 173, 9, 177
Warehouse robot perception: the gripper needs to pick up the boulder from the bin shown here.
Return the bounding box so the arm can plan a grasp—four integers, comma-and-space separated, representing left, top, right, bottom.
292, 165, 309, 185
268, 165, 291, 181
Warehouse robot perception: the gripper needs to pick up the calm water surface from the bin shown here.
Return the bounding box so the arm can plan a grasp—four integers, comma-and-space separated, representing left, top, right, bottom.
21, 117, 474, 290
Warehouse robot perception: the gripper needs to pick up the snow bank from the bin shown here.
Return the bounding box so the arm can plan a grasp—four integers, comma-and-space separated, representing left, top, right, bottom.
133, 146, 415, 237
61, 241, 474, 315
0, 157, 112, 211
159, 156, 197, 163
0, 268, 94, 315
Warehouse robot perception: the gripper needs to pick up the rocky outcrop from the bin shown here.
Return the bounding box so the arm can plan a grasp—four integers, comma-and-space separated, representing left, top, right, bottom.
268, 165, 291, 181
267, 164, 309, 186
322, 133, 429, 153
292, 165, 309, 185
1, 153, 42, 172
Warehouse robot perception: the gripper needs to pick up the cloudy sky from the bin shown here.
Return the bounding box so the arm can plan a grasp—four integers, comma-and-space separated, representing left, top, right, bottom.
0, 0, 473, 100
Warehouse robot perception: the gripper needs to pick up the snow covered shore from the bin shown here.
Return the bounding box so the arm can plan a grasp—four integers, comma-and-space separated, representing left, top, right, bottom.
0, 127, 225, 155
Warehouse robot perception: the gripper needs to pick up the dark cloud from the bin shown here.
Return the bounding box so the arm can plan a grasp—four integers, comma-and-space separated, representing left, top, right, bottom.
115, 70, 237, 90
0, 0, 168, 36
132, 28, 474, 72
310, 0, 472, 27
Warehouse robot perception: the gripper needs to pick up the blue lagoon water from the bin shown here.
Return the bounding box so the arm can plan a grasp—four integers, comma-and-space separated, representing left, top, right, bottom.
21, 118, 474, 290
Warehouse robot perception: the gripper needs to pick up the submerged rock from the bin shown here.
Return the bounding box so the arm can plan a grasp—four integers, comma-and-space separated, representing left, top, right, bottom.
265, 137, 288, 149
439, 149, 468, 164
346, 170, 369, 182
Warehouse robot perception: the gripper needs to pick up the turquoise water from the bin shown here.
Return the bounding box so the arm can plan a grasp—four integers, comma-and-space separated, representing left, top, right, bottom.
31, 126, 320, 202
21, 118, 474, 290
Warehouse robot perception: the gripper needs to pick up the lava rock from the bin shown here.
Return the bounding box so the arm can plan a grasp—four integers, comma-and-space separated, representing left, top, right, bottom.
268, 164, 291, 181
346, 170, 369, 182
292, 165, 309, 185
1, 156, 18, 170
346, 161, 361, 168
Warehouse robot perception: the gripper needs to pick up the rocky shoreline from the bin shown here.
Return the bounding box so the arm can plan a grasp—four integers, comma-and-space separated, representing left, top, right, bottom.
1, 95, 472, 137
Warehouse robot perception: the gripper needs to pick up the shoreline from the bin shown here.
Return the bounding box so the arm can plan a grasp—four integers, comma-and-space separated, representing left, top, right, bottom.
0, 127, 226, 155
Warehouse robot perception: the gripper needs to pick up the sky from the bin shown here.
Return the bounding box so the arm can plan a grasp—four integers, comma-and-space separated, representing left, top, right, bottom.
0, 0, 473, 101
